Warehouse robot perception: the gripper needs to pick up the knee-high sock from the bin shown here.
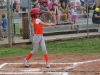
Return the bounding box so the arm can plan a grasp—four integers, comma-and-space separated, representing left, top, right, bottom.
44, 54, 49, 63
26, 53, 33, 60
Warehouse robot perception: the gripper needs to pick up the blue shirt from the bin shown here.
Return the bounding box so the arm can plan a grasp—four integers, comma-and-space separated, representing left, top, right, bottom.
2, 18, 7, 28
80, 0, 84, 6
84, 0, 95, 6
60, 0, 67, 4
39, 7, 48, 11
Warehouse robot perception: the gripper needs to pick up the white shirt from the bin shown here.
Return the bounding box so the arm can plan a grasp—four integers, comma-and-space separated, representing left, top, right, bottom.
54, 0, 59, 3
71, 7, 77, 15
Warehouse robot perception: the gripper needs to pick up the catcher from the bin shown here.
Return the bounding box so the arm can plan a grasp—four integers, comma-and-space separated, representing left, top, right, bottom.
24, 8, 56, 68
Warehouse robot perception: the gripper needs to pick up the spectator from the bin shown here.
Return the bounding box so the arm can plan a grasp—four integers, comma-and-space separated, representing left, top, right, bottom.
70, 2, 77, 30
75, 0, 83, 18
60, 1, 70, 22
12, 0, 20, 12
49, 3, 60, 24
92, 6, 100, 24
52, 0, 60, 6
67, 0, 71, 7
47, 0, 60, 10
1, 14, 7, 38
80, 0, 86, 14
15, 0, 20, 12
12, 0, 16, 12
84, 0, 96, 16
58, 0, 67, 5
47, 0, 53, 10
39, 2, 49, 22
39, 0, 48, 7
32, 0, 40, 8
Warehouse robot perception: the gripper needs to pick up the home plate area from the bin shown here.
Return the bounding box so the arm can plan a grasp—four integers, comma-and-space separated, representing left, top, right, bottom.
0, 59, 100, 75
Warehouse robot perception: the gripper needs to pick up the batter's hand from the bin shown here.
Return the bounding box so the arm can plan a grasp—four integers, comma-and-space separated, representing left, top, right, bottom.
51, 23, 56, 26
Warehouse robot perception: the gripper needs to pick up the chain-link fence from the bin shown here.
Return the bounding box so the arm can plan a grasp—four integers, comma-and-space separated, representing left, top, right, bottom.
0, 0, 100, 48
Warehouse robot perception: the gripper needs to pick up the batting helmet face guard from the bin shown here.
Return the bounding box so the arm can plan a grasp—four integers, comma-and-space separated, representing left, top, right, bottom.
30, 8, 41, 18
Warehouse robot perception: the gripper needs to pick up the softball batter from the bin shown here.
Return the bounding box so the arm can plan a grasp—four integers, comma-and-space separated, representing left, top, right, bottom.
24, 8, 56, 68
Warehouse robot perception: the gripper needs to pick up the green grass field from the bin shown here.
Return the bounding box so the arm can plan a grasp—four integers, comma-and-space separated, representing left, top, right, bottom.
0, 38, 100, 58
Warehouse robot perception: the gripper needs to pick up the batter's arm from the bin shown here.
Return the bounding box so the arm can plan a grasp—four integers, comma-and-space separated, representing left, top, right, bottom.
39, 21, 56, 27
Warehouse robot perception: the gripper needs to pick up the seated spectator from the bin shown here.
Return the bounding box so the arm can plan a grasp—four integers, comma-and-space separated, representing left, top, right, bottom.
84, 0, 96, 16
58, 0, 67, 6
75, 0, 83, 18
52, 0, 60, 6
47, 0, 53, 10
92, 8, 100, 24
32, 0, 40, 8
49, 3, 60, 24
47, 0, 60, 10
80, 0, 86, 14
92, 6, 100, 32
39, 2, 49, 22
60, 1, 70, 22
67, 0, 71, 7
39, 0, 48, 7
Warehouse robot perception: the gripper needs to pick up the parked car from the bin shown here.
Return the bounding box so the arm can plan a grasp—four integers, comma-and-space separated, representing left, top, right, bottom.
0, 2, 6, 9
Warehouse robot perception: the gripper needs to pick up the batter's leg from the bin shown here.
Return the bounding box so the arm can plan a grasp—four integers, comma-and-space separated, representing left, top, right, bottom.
40, 36, 50, 68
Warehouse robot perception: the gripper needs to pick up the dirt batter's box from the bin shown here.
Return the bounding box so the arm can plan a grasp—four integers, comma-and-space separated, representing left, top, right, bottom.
0, 59, 100, 75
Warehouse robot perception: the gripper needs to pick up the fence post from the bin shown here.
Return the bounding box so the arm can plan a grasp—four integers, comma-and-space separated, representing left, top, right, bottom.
22, 8, 29, 39
7, 0, 12, 47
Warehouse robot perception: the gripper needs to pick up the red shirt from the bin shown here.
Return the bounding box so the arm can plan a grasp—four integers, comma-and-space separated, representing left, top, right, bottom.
33, 18, 43, 34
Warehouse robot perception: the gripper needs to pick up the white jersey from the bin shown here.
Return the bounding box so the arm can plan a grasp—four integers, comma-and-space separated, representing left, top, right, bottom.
71, 7, 77, 15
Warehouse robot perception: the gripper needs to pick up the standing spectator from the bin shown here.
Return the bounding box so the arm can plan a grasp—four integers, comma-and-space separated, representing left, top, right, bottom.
84, 0, 96, 16
39, 2, 49, 22
1, 14, 7, 38
12, 0, 20, 12
15, 0, 20, 12
12, 0, 16, 12
60, 1, 70, 22
49, 3, 60, 24
70, 2, 77, 30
